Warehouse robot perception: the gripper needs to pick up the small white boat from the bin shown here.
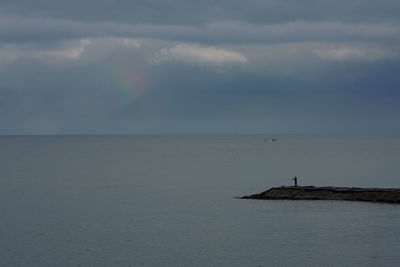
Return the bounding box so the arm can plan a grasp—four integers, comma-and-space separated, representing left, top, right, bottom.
264, 138, 278, 142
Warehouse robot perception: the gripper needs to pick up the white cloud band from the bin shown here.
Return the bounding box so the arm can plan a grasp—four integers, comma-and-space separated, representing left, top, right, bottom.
153, 43, 248, 64
315, 45, 400, 61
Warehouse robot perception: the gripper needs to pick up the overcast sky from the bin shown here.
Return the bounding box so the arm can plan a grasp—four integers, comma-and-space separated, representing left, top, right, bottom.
0, 0, 399, 134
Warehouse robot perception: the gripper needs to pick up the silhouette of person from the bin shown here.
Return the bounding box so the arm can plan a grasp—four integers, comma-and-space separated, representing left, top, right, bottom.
293, 176, 298, 187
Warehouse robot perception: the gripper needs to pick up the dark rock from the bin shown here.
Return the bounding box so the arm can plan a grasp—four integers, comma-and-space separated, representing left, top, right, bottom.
240, 186, 400, 204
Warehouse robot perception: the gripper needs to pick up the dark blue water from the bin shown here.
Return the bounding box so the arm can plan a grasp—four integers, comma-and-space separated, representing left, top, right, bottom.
1, 135, 400, 266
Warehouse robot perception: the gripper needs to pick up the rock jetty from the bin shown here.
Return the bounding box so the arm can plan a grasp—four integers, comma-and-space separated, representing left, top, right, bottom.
240, 186, 400, 204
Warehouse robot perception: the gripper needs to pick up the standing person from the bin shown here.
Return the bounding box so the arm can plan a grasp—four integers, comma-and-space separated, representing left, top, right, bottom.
293, 176, 298, 187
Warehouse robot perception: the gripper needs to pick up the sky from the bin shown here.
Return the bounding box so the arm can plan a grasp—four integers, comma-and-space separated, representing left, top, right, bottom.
0, 0, 399, 135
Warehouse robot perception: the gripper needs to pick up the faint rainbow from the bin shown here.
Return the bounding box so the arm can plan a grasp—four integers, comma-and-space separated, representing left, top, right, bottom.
106, 64, 151, 103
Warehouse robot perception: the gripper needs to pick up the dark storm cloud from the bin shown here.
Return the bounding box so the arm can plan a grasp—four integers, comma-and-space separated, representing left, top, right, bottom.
1, 0, 400, 25
0, 0, 399, 134
1, 17, 400, 46
1, 0, 399, 49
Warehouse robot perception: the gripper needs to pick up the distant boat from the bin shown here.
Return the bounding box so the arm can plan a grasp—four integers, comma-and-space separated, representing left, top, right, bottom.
264, 138, 278, 142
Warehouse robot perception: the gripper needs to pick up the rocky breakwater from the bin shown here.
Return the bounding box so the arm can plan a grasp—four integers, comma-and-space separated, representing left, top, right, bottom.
240, 186, 400, 204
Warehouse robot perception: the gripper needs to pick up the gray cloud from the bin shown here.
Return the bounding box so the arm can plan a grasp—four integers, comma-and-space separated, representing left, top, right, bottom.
1, 0, 400, 25
1, 16, 400, 46
0, 0, 399, 134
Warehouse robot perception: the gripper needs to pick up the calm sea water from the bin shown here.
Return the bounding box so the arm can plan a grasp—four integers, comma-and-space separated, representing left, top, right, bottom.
1, 135, 400, 266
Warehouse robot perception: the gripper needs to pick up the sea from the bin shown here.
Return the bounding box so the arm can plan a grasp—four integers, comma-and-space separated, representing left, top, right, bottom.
1, 135, 400, 267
